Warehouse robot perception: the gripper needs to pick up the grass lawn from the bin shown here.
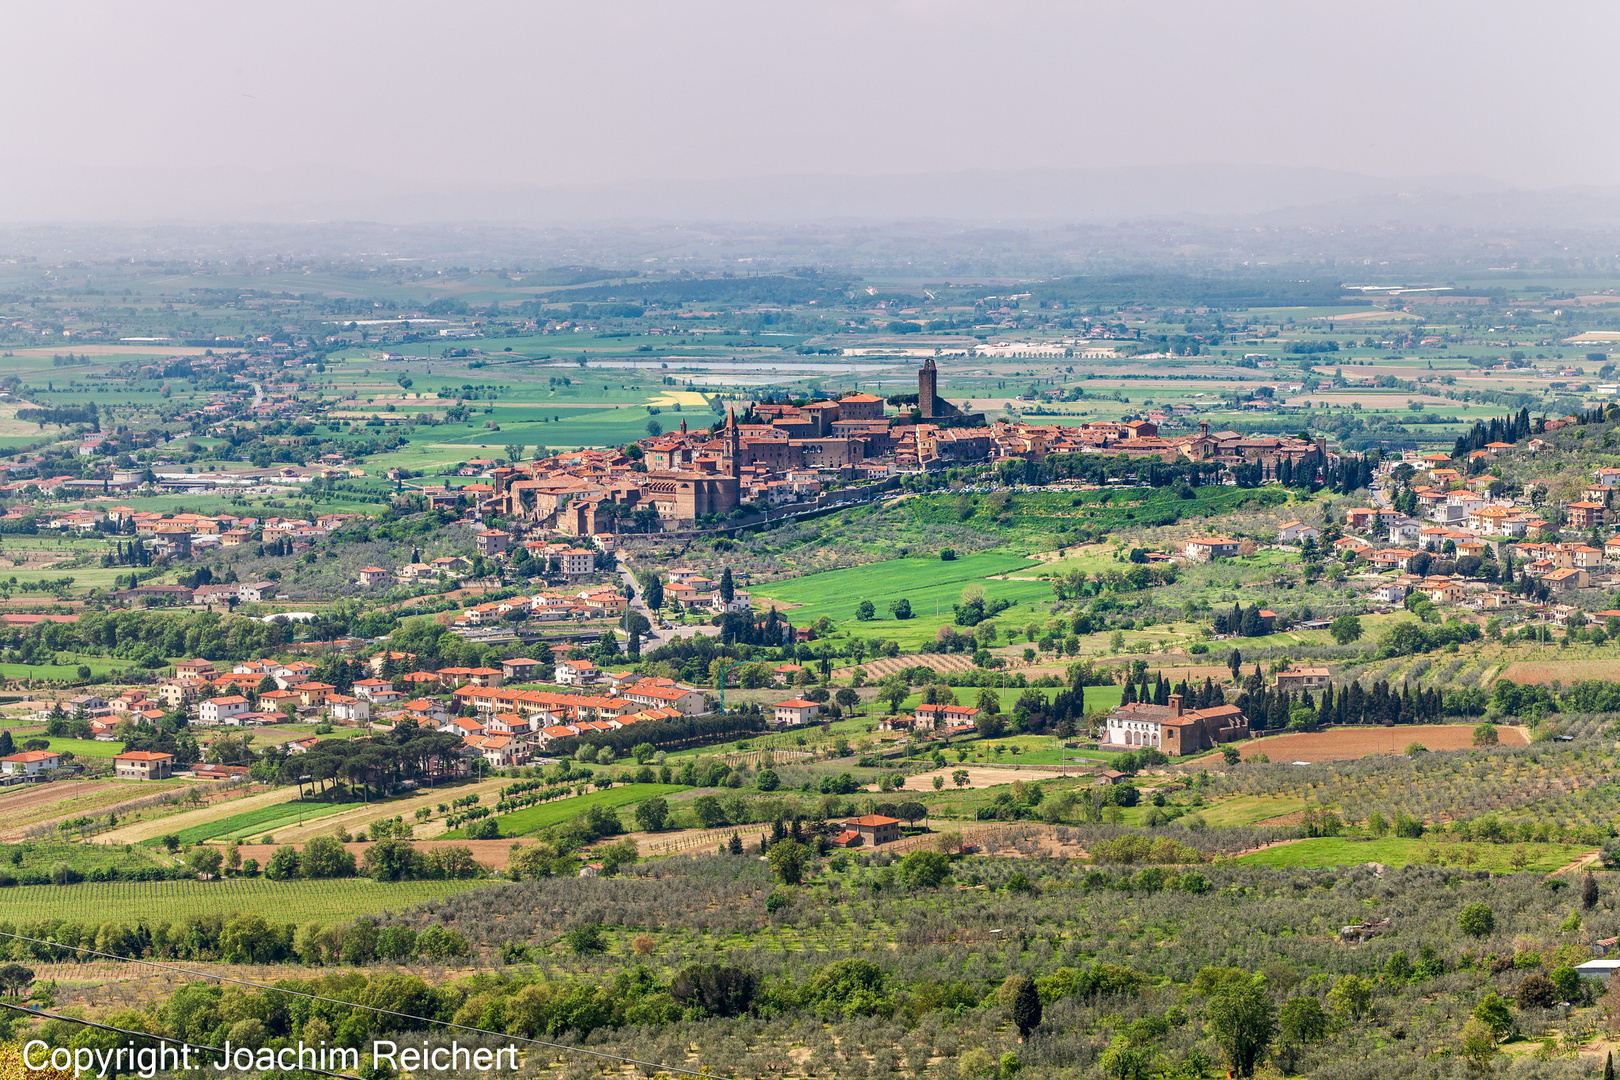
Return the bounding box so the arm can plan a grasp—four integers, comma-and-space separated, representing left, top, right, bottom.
1237, 836, 1589, 874
444, 782, 687, 838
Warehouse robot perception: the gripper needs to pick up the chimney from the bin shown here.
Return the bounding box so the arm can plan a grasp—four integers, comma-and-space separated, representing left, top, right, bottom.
1168, 693, 1183, 717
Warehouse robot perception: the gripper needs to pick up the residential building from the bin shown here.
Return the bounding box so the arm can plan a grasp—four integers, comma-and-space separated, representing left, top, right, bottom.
357, 566, 389, 586
839, 814, 901, 846
1372, 582, 1408, 604
475, 529, 511, 556
1568, 501, 1607, 529
352, 678, 394, 700
503, 657, 544, 682
327, 695, 370, 724
621, 680, 706, 715
774, 698, 822, 725
1184, 536, 1240, 562
1545, 567, 1589, 591
198, 696, 251, 725
1276, 521, 1320, 543
292, 681, 334, 707
560, 548, 595, 576
114, 751, 173, 780
174, 658, 215, 683
912, 703, 980, 729
1275, 668, 1331, 692
555, 659, 598, 685
0, 750, 60, 777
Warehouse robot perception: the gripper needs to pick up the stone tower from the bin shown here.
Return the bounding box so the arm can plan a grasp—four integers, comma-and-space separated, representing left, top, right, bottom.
727, 407, 740, 477
918, 357, 939, 419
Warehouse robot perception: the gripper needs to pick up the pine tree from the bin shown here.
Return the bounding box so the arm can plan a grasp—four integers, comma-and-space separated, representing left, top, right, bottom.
1585, 872, 1600, 911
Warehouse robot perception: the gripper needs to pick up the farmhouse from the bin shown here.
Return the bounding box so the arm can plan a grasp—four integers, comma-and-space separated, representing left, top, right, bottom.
1184, 537, 1240, 562
912, 703, 980, 729
838, 814, 901, 846
1275, 667, 1331, 692
1101, 694, 1249, 755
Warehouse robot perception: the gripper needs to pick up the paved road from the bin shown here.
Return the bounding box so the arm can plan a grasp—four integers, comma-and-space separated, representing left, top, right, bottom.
617, 561, 721, 644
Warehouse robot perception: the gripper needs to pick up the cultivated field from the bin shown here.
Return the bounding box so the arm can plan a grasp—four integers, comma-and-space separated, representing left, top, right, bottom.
439, 782, 685, 839
1239, 836, 1589, 874
896, 765, 1073, 790
856, 654, 980, 677
0, 877, 498, 924
1501, 658, 1620, 684
1237, 723, 1528, 763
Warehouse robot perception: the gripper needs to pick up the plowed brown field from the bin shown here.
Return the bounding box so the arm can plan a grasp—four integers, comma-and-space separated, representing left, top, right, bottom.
1239, 723, 1527, 763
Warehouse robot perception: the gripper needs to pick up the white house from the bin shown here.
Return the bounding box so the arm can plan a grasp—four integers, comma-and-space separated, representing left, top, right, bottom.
198, 695, 251, 726
237, 581, 278, 603
1276, 521, 1321, 544
554, 659, 598, 686
351, 678, 394, 700
327, 695, 371, 724
1387, 519, 1423, 543
1372, 582, 1408, 604
774, 698, 822, 725
0, 750, 61, 777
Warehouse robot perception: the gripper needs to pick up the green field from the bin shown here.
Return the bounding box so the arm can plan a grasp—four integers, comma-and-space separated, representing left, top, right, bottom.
443, 783, 686, 839
758, 551, 1055, 650
159, 799, 358, 846
0, 841, 171, 876
1196, 794, 1308, 827
30, 736, 125, 759
1236, 836, 1589, 874
0, 877, 498, 924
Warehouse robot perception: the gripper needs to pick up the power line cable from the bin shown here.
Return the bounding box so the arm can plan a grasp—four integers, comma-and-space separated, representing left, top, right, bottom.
0, 931, 715, 1079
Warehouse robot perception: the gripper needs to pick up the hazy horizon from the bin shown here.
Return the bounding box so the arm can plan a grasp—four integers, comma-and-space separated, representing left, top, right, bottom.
4, 1, 1618, 228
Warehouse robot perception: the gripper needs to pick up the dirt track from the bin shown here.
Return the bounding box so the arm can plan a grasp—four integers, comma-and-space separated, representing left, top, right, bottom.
1240, 723, 1528, 763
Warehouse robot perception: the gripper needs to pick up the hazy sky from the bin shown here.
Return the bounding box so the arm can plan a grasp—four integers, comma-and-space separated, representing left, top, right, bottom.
4, 1, 1616, 221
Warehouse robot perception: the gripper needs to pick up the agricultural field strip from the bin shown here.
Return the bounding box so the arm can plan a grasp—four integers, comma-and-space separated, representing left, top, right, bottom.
0, 877, 497, 924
